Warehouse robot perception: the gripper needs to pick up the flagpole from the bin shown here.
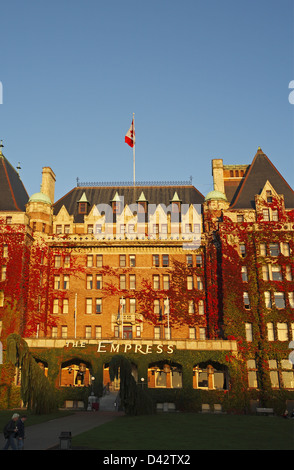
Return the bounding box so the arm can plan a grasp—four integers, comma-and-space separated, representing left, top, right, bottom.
133, 112, 135, 186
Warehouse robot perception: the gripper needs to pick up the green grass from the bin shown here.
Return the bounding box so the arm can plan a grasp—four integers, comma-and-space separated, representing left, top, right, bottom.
0, 409, 73, 430
72, 413, 294, 450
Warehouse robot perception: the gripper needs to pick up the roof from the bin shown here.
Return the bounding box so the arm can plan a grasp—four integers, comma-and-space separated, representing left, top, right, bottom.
54, 185, 204, 223
0, 151, 29, 212
230, 148, 294, 209
28, 192, 51, 204
205, 190, 228, 202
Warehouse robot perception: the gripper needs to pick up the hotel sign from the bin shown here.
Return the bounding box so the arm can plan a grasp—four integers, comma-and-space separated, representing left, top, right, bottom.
65, 340, 174, 355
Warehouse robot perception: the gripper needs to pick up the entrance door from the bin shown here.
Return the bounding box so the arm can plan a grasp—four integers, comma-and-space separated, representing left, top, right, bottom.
123, 325, 132, 339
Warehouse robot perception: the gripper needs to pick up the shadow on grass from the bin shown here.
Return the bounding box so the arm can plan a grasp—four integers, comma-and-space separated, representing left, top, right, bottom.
71, 413, 294, 450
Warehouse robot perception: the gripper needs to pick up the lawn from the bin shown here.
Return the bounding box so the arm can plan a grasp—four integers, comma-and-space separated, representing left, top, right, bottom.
71, 413, 294, 450
0, 409, 72, 430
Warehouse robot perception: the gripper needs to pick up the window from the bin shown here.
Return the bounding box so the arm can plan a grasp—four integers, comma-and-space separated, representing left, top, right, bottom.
129, 274, 136, 290
87, 255, 93, 267
54, 275, 60, 290
272, 265, 282, 281
64, 225, 70, 234
153, 275, 160, 290
154, 326, 161, 339
274, 292, 285, 309
197, 276, 203, 290
54, 255, 61, 267
162, 255, 169, 267
241, 266, 248, 282
95, 326, 102, 339
120, 275, 126, 290
277, 323, 288, 341
289, 292, 294, 308
154, 299, 160, 314
53, 299, 59, 314
3, 245, 8, 258
267, 322, 275, 341
120, 224, 126, 234
237, 214, 244, 223
281, 242, 290, 256
119, 255, 126, 267
130, 298, 136, 314
153, 254, 160, 267
0, 291, 4, 307
196, 255, 202, 267
272, 210, 279, 221
61, 326, 68, 338
245, 323, 253, 341
63, 275, 69, 289
87, 275, 93, 289
269, 243, 280, 257
281, 360, 294, 388
163, 275, 170, 290
87, 224, 94, 234
96, 275, 102, 289
264, 291, 272, 308
199, 328, 206, 340
78, 202, 87, 214
186, 255, 193, 267
56, 225, 62, 234
198, 300, 205, 315
153, 224, 159, 234
86, 298, 92, 314
64, 255, 70, 268
262, 265, 269, 281
187, 276, 193, 290
129, 255, 136, 267
1, 266, 6, 281
260, 244, 266, 256
247, 360, 258, 388
243, 292, 250, 309
96, 255, 103, 267
95, 298, 102, 314
266, 190, 272, 203
164, 327, 171, 340
189, 327, 196, 339
62, 299, 69, 314
188, 300, 194, 314
85, 326, 92, 339
286, 266, 292, 281
262, 209, 270, 221
240, 244, 246, 257
52, 327, 57, 338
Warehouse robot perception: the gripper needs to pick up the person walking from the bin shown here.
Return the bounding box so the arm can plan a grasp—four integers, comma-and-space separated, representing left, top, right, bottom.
16, 415, 27, 450
2, 413, 19, 450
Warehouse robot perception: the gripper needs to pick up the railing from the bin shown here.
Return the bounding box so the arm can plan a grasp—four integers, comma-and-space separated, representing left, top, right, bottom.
76, 176, 193, 187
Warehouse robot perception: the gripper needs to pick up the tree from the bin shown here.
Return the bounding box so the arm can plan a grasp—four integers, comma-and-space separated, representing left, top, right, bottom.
109, 355, 153, 415
6, 334, 57, 414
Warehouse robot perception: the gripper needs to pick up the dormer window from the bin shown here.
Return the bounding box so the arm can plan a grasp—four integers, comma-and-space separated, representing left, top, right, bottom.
79, 202, 87, 214
77, 192, 89, 215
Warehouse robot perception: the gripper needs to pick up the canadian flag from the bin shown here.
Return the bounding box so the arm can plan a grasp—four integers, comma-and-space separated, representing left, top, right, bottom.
125, 118, 135, 148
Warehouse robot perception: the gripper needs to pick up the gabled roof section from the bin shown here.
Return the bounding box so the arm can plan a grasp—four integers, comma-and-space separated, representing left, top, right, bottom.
230, 148, 294, 209
54, 185, 204, 223
0, 147, 29, 212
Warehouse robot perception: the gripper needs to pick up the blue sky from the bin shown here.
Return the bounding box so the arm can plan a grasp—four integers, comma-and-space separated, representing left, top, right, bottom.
0, 0, 293, 201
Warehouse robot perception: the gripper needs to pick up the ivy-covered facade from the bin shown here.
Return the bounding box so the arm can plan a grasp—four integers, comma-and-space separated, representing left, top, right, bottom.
0, 144, 293, 413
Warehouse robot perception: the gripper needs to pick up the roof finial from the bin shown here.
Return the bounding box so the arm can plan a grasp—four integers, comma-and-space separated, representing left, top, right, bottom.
0, 139, 3, 156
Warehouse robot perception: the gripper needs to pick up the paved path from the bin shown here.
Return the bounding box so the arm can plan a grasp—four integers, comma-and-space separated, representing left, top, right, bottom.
1, 393, 124, 450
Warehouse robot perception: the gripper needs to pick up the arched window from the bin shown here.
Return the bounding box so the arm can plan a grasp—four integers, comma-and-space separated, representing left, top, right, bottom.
193, 363, 228, 390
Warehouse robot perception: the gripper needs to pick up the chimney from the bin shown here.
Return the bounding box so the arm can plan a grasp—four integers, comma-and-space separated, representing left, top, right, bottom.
41, 167, 56, 204
212, 159, 224, 193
